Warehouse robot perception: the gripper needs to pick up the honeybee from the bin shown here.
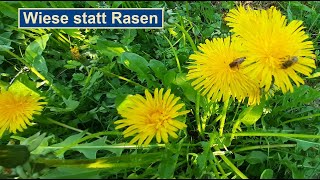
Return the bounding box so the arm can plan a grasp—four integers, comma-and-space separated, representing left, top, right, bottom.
229, 57, 246, 68
281, 56, 298, 69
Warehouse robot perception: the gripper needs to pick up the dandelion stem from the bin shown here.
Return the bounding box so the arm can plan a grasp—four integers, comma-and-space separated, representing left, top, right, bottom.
195, 91, 204, 138
232, 144, 297, 153
46, 118, 92, 135
99, 68, 148, 90
163, 34, 181, 73
175, 21, 203, 139
219, 98, 230, 137
279, 113, 320, 126
227, 132, 320, 139
213, 146, 248, 179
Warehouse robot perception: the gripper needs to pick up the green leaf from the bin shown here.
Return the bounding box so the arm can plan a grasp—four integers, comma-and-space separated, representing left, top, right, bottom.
163, 69, 176, 87
245, 151, 267, 164
0, 32, 13, 51
287, 3, 293, 21
74, 137, 124, 159
72, 73, 85, 81
30, 135, 55, 156
64, 60, 82, 69
120, 52, 155, 86
238, 101, 265, 126
0, 2, 18, 19
158, 139, 185, 178
86, 1, 99, 8
63, 96, 80, 111
95, 39, 125, 59
61, 29, 85, 41
120, 29, 137, 45
307, 72, 320, 79
51, 132, 86, 158
158, 151, 179, 178
260, 169, 274, 179
234, 153, 246, 167
8, 79, 40, 97
291, 1, 314, 12
33, 55, 48, 73
149, 59, 167, 80
271, 85, 320, 115
25, 34, 50, 63
40, 167, 101, 179
19, 132, 47, 152
287, 137, 320, 151
24, 34, 51, 74
111, 1, 123, 8
197, 142, 210, 171
281, 156, 305, 179
174, 73, 197, 102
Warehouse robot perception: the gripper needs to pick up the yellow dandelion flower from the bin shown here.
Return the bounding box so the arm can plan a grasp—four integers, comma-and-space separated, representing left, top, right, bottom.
186, 36, 261, 105
225, 5, 316, 93
114, 88, 189, 146
0, 89, 46, 137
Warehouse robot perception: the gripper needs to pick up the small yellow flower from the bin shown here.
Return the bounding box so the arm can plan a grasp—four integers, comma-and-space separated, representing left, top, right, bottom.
0, 89, 46, 137
225, 5, 316, 93
70, 46, 81, 60
114, 88, 189, 146
168, 28, 178, 38
187, 36, 261, 105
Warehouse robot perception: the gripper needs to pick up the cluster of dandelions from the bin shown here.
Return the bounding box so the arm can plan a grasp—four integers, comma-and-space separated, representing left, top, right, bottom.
115, 5, 316, 146
0, 87, 46, 138
187, 5, 316, 105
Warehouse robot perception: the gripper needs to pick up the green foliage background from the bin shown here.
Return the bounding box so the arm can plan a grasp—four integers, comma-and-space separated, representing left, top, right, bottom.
0, 1, 319, 179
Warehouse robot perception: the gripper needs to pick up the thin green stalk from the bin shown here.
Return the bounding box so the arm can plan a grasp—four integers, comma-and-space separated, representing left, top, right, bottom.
195, 91, 204, 138
99, 68, 149, 90
46, 118, 93, 135
219, 98, 230, 137
214, 146, 248, 179
308, 13, 320, 32
175, 23, 197, 51
212, 155, 226, 177
231, 119, 242, 140
279, 113, 320, 126
231, 102, 241, 122
209, 159, 220, 178
232, 144, 297, 153
163, 34, 181, 73
227, 132, 320, 139
174, 23, 203, 139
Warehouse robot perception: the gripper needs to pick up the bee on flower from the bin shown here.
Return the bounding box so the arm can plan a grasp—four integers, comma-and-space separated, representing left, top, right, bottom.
186, 36, 261, 105
225, 5, 316, 93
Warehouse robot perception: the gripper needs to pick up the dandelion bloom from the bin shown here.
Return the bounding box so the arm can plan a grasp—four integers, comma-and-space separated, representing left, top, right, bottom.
0, 89, 46, 137
114, 88, 189, 146
225, 5, 316, 93
186, 36, 261, 105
